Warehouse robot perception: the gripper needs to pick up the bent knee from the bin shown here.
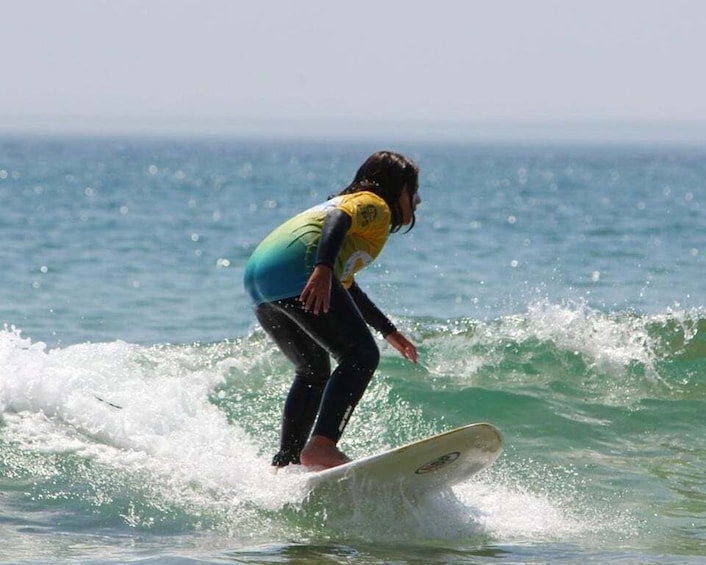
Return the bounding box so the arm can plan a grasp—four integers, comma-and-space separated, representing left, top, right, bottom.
339, 338, 379, 374
361, 341, 380, 371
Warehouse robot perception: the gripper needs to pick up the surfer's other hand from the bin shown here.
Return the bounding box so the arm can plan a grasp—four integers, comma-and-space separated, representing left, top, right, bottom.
385, 331, 418, 364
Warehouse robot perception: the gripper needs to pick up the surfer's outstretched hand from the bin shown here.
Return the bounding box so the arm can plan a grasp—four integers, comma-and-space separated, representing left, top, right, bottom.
386, 331, 418, 363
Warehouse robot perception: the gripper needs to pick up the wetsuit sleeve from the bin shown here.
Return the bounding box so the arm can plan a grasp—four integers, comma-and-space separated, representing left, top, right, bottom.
315, 208, 352, 268
348, 281, 397, 337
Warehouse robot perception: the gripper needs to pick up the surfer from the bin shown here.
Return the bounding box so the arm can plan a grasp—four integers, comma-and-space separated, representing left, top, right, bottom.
244, 151, 420, 469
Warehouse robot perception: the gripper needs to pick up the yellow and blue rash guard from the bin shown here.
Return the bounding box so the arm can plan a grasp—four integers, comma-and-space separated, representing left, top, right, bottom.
244, 191, 391, 305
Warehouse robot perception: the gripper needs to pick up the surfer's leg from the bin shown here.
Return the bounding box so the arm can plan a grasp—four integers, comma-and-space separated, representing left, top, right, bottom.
279, 283, 380, 467
311, 330, 379, 438
256, 302, 331, 466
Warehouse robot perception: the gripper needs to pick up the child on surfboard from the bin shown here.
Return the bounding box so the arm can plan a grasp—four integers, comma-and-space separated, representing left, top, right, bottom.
244, 151, 421, 469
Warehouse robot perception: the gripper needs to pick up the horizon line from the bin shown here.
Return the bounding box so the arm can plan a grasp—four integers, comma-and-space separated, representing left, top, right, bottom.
2, 114, 706, 145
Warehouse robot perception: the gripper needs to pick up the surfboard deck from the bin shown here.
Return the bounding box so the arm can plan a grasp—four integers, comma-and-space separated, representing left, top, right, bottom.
305, 422, 502, 499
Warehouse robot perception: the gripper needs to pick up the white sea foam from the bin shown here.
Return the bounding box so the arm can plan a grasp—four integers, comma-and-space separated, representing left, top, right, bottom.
0, 328, 305, 519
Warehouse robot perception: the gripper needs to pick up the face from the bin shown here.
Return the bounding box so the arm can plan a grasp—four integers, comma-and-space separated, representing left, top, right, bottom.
399, 185, 421, 225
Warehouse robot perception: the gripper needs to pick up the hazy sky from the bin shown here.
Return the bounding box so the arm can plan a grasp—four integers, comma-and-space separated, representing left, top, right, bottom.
2, 0, 706, 138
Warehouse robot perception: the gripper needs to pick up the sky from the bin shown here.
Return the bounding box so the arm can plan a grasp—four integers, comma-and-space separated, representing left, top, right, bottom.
2, 0, 706, 141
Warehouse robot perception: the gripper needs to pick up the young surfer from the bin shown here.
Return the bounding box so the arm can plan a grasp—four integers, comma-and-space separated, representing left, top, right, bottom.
243, 151, 421, 469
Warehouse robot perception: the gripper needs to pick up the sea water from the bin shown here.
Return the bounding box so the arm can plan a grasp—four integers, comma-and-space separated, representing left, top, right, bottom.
1, 136, 704, 564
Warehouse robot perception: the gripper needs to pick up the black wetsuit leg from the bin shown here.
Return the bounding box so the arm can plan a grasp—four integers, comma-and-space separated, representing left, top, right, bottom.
256, 303, 330, 466
255, 279, 380, 466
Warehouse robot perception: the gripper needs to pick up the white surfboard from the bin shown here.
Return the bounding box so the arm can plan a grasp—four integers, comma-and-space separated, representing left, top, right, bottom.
305, 422, 502, 500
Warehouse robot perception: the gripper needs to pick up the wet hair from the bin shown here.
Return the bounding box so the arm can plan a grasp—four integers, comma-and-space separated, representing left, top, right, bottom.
338, 150, 419, 233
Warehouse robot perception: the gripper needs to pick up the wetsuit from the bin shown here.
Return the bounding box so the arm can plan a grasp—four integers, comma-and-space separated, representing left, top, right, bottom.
244, 192, 397, 466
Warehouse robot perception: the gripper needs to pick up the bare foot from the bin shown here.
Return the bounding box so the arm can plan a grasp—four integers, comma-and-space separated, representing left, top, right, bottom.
300, 435, 351, 469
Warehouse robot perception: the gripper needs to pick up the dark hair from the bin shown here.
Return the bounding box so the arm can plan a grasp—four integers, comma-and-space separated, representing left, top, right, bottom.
338, 150, 419, 233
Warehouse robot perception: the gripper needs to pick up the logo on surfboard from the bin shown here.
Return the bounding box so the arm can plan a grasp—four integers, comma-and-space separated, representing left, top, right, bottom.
415, 451, 461, 474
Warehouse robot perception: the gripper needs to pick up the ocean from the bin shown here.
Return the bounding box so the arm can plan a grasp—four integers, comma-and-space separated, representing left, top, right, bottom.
1, 135, 704, 564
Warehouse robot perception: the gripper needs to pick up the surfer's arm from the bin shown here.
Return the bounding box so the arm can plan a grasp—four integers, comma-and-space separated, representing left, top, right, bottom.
348, 281, 418, 364
348, 281, 395, 335
299, 209, 352, 314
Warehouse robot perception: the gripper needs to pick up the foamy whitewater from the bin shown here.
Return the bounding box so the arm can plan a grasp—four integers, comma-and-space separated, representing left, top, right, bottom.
1, 137, 704, 564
